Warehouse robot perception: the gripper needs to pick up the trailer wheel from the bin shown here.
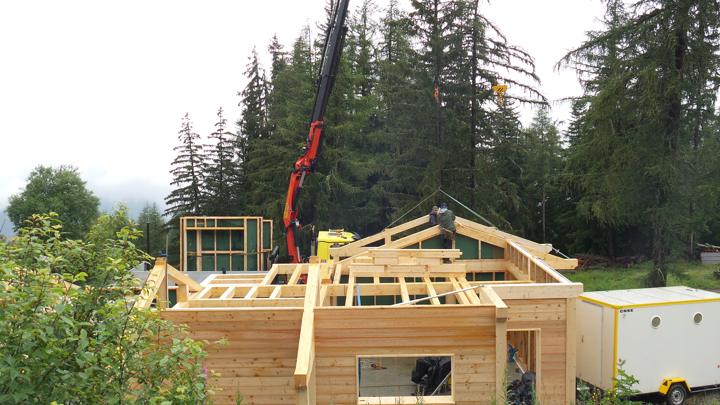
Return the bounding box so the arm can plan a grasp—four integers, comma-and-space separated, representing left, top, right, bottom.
665, 383, 688, 405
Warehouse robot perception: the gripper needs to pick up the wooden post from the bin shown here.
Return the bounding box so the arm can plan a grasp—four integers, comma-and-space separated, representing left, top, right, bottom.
294, 263, 320, 402
566, 298, 577, 404
495, 317, 508, 402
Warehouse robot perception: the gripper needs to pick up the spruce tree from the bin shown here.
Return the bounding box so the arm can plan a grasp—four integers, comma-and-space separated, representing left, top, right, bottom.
205, 107, 240, 215
165, 113, 205, 219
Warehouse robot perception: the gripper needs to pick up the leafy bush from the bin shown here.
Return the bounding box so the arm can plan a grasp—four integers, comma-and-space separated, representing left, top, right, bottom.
578, 365, 641, 405
0, 214, 210, 404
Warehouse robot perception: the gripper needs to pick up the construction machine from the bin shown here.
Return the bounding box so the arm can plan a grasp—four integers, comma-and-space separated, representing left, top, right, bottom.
282, 0, 355, 263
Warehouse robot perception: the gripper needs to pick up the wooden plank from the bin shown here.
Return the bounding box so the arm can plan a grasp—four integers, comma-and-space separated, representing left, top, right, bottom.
332, 263, 343, 284
495, 317, 508, 399
369, 248, 462, 259
450, 277, 469, 305
345, 275, 355, 307
270, 285, 282, 299
506, 262, 527, 281
506, 240, 571, 284
165, 264, 203, 291
288, 264, 304, 285
135, 258, 168, 309
294, 263, 320, 388
329, 216, 429, 258
566, 298, 577, 404
455, 216, 552, 254
480, 286, 509, 319
176, 284, 189, 303
399, 277, 410, 303
220, 286, 236, 299
463, 259, 507, 272
244, 286, 259, 299
185, 298, 304, 308
457, 278, 483, 305
193, 285, 214, 300
423, 277, 441, 305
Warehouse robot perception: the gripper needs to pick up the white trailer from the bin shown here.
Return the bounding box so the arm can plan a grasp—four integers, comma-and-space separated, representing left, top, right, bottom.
576, 286, 720, 405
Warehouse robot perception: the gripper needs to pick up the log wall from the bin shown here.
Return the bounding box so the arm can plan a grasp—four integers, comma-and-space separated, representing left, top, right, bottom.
313, 306, 499, 405
505, 298, 572, 405
162, 308, 303, 405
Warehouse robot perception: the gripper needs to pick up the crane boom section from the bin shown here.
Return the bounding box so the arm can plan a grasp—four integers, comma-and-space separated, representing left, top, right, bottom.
283, 0, 350, 263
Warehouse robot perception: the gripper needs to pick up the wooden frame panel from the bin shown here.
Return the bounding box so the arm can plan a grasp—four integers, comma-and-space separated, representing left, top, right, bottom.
179, 216, 273, 272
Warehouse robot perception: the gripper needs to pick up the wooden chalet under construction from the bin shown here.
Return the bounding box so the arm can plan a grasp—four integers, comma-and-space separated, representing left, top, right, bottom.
140, 215, 581, 405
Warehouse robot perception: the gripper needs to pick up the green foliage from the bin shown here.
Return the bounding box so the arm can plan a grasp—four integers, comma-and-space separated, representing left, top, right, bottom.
136, 202, 167, 257
0, 214, 210, 404
577, 366, 640, 405
86, 204, 135, 246
568, 261, 720, 292
559, 0, 720, 285
6, 165, 100, 239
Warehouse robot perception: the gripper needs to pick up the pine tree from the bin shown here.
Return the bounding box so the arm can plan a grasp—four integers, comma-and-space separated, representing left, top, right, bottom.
268, 34, 287, 83
204, 107, 241, 215
165, 113, 205, 219
522, 107, 564, 243
376, 0, 437, 217
238, 47, 268, 142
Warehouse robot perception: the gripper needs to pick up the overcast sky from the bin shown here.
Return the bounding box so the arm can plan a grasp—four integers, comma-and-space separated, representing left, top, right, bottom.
0, 0, 604, 235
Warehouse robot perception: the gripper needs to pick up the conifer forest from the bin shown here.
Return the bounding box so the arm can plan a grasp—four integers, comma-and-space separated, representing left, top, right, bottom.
165, 0, 720, 287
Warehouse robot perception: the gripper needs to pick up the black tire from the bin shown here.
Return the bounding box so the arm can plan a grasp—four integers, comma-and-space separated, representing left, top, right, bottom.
665, 383, 688, 405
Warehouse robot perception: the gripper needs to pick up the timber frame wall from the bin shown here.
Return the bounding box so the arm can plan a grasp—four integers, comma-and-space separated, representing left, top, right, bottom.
179, 216, 273, 272
143, 215, 581, 405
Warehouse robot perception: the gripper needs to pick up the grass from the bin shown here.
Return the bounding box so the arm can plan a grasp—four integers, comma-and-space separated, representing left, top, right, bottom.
566, 261, 720, 292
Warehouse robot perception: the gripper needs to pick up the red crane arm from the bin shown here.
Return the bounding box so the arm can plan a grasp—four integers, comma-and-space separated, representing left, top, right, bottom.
283, 120, 324, 263
282, 0, 349, 263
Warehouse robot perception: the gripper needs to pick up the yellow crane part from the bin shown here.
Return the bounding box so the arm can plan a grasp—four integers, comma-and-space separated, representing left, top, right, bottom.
492, 84, 508, 106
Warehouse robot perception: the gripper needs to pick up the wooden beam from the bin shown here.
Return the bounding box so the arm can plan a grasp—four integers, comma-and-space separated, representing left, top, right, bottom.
345, 275, 355, 307
294, 264, 320, 388
368, 248, 462, 259
506, 262, 528, 281
193, 285, 214, 300
480, 286, 508, 319
495, 317, 508, 400
457, 278, 483, 304
175, 284, 189, 303
333, 263, 343, 284
450, 278, 469, 305
134, 258, 168, 309
288, 264, 304, 285
487, 282, 583, 299
423, 277, 441, 305
566, 298, 577, 404
270, 285, 282, 299
220, 286, 236, 299
507, 240, 571, 283
456, 216, 552, 254
165, 264, 203, 291
243, 286, 259, 299
185, 297, 304, 308
329, 216, 429, 258
382, 226, 441, 250
399, 277, 410, 303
